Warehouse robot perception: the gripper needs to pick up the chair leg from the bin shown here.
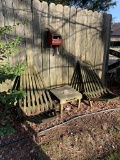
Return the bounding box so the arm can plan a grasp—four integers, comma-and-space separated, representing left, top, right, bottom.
106, 101, 109, 107
89, 100, 93, 107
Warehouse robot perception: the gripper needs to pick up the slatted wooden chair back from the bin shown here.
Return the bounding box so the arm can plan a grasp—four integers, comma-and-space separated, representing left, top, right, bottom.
70, 62, 83, 93
78, 61, 119, 106
13, 66, 56, 123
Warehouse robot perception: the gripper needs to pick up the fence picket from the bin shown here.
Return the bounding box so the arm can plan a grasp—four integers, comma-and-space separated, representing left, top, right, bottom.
55, 4, 63, 87
33, 0, 42, 71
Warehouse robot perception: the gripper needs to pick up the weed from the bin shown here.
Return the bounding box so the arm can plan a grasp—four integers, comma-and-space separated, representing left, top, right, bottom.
0, 24, 26, 136
107, 152, 120, 160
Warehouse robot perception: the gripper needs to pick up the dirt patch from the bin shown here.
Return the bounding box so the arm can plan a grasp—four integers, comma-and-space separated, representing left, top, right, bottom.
0, 78, 120, 160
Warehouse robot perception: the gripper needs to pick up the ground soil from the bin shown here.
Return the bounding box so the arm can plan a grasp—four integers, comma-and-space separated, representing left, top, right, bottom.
0, 75, 120, 160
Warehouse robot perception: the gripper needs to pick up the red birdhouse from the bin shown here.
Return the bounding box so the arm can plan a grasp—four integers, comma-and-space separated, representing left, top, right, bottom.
47, 28, 62, 47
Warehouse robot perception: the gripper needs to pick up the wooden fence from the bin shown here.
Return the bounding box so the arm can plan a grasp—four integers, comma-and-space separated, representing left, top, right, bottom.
0, 0, 111, 91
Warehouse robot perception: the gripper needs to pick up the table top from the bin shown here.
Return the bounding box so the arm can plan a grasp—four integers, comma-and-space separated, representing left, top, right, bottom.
50, 85, 82, 103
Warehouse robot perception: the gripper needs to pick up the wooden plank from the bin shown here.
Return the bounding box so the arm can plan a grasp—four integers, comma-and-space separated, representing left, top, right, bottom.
55, 4, 63, 87
28, 68, 36, 114
20, 71, 27, 113
49, 3, 57, 88
24, 70, 31, 114
36, 62, 53, 107
69, 7, 77, 84
32, 66, 44, 111
89, 11, 98, 66
34, 66, 49, 111
30, 68, 40, 109
0, 0, 4, 27
33, 0, 42, 70
11, 0, 19, 66
0, 1, 5, 92
94, 12, 104, 79
14, 0, 26, 65
82, 9, 89, 61
41, 1, 50, 88
19, 72, 23, 108
75, 8, 82, 58
33, 66, 48, 111
25, 0, 33, 66
85, 10, 93, 62
102, 14, 112, 85
62, 5, 70, 85
2, 0, 13, 26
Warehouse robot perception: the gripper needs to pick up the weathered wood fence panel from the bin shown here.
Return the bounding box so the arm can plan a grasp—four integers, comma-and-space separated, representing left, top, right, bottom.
49, 3, 56, 88
69, 7, 76, 84
0, 0, 111, 91
55, 4, 63, 87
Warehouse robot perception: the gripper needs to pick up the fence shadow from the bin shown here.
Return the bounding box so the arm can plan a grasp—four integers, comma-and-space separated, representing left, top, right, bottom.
0, 119, 51, 160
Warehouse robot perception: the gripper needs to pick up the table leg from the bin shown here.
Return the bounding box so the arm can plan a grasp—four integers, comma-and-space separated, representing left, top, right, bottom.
60, 104, 63, 114
78, 99, 81, 109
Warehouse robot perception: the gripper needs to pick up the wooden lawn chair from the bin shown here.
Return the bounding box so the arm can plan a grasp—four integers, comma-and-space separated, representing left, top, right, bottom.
78, 61, 119, 107
13, 66, 56, 123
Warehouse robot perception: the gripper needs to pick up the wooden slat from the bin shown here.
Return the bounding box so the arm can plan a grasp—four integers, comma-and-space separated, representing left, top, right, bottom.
19, 73, 23, 110
55, 4, 63, 87
29, 68, 40, 112
85, 10, 93, 61
41, 1, 50, 88
80, 10, 87, 61
75, 8, 82, 58
34, 66, 49, 111
28, 68, 36, 114
62, 5, 70, 85
102, 13, 112, 85
90, 11, 97, 65
25, 0, 33, 67
15, 0, 26, 65
25, 69, 31, 114
0, 2, 5, 92
69, 7, 76, 84
49, 3, 57, 88
33, 0, 42, 70
94, 12, 104, 78
32, 67, 45, 112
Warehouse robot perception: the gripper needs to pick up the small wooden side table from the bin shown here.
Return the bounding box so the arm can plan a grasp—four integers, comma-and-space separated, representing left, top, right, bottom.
50, 85, 82, 114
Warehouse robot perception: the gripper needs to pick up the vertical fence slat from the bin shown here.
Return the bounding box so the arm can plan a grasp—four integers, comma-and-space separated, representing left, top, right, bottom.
62, 6, 70, 85
90, 11, 97, 65
41, 1, 49, 88
0, 0, 5, 92
69, 7, 76, 84
80, 10, 87, 61
33, 0, 42, 71
15, 1, 26, 66
25, 0, 33, 66
102, 13, 112, 84
85, 10, 93, 61
55, 4, 63, 86
2, 0, 13, 26
0, 2, 4, 27
49, 3, 57, 88
75, 8, 82, 58
94, 12, 104, 78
